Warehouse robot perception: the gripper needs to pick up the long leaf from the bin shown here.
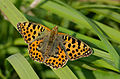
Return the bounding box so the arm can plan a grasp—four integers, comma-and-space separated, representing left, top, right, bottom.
77, 4, 120, 10
52, 66, 77, 79
0, 0, 28, 27
88, 9, 120, 23
7, 53, 39, 79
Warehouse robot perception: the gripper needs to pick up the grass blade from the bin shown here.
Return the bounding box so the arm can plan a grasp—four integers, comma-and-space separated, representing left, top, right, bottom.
52, 66, 77, 79
88, 9, 120, 23
0, 0, 28, 27
78, 4, 120, 10
73, 67, 120, 79
7, 53, 39, 79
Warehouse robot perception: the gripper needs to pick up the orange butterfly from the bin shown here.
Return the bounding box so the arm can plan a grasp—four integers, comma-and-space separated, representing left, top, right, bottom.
17, 22, 93, 69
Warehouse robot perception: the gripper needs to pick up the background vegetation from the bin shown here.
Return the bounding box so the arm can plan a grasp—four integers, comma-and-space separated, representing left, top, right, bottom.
0, 0, 120, 79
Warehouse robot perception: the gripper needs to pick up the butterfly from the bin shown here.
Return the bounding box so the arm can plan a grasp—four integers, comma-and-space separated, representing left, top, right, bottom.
17, 22, 93, 69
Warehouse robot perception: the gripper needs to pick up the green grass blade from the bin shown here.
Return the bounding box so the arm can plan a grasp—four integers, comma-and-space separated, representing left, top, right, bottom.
88, 9, 120, 23
92, 69, 120, 79
7, 53, 39, 79
77, 4, 120, 10
93, 48, 112, 61
73, 67, 120, 79
95, 21, 120, 43
0, 0, 28, 27
52, 66, 77, 79
0, 0, 77, 78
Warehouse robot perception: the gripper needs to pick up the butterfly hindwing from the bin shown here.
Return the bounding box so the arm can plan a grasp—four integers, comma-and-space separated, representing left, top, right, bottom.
44, 45, 68, 69
58, 33, 92, 61
28, 39, 44, 63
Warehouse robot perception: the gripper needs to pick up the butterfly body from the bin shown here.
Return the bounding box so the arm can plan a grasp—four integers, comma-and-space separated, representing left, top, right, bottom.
44, 26, 59, 58
17, 22, 93, 69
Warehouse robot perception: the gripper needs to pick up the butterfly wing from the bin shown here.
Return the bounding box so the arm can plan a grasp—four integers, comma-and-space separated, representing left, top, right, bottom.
58, 33, 93, 61
17, 22, 51, 43
28, 39, 44, 62
44, 45, 68, 69
17, 22, 51, 63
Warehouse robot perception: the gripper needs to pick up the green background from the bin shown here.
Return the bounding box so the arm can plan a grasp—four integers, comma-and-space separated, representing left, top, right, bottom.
0, 0, 120, 79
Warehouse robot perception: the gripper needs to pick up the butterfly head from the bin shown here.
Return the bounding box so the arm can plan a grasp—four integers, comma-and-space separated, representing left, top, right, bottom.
50, 26, 58, 36
49, 26, 58, 41
52, 26, 58, 34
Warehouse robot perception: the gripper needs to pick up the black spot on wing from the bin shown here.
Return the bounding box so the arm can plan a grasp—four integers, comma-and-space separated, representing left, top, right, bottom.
77, 40, 81, 46
66, 48, 70, 51
68, 43, 71, 48
32, 36, 35, 39
33, 24, 36, 29
72, 38, 75, 44
38, 25, 40, 29
64, 35, 67, 40
68, 36, 71, 41
40, 27, 43, 32
28, 23, 32, 27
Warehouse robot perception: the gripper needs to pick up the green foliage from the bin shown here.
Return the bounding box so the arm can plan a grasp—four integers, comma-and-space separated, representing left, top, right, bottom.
0, 0, 120, 79
7, 53, 39, 79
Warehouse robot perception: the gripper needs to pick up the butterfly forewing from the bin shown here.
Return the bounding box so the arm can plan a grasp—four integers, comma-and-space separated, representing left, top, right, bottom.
17, 22, 51, 62
17, 22, 50, 43
58, 33, 93, 61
